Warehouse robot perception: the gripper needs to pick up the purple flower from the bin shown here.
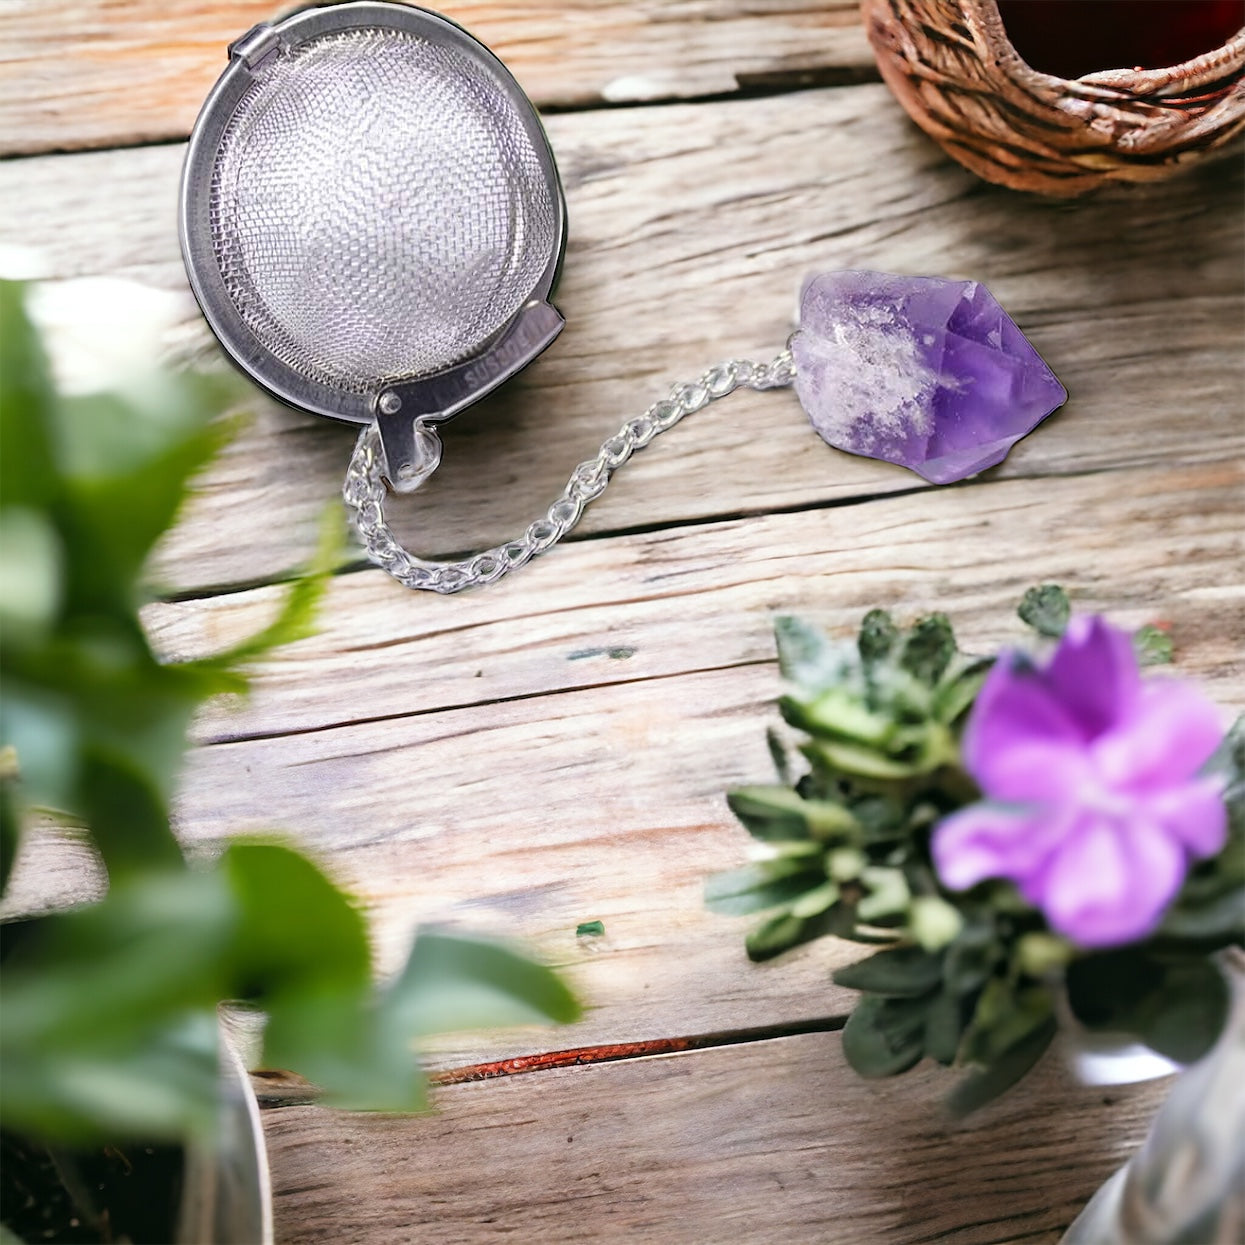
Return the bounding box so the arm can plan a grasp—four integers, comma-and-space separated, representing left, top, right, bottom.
932, 616, 1226, 948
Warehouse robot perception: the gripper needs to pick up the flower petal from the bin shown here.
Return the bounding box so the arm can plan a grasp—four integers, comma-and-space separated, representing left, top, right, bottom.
1045, 616, 1140, 739
1094, 678, 1225, 792
931, 802, 1057, 892
1148, 775, 1229, 859
1038, 814, 1185, 948
964, 655, 1088, 802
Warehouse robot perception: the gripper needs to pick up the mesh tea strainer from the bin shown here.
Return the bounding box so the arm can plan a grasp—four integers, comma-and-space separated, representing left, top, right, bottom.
182, 2, 1065, 593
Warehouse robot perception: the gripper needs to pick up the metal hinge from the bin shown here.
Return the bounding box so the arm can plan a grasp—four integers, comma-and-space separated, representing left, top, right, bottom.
227, 23, 282, 69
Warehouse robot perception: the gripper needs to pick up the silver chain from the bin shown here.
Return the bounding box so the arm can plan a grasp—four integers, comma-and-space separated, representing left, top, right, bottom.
342, 349, 795, 593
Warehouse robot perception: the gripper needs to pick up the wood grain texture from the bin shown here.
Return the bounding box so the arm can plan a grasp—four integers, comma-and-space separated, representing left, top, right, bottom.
143, 462, 1243, 1069
2, 15, 1242, 1234
1, 86, 1240, 596
262, 1030, 1171, 1244
0, 0, 871, 156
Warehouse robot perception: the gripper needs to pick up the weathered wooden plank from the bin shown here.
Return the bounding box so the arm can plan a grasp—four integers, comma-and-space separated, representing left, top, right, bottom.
0, 0, 870, 156
262, 1030, 1170, 1244
2, 86, 1240, 595
150, 461, 1245, 742
148, 463, 1242, 1068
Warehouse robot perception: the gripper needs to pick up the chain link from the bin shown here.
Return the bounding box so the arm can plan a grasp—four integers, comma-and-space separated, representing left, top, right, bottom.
342, 349, 795, 594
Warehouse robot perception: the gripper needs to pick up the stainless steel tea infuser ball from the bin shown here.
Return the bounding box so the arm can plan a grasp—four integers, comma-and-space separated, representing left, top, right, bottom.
180, 1, 799, 593
180, 4, 566, 533
181, 2, 1065, 593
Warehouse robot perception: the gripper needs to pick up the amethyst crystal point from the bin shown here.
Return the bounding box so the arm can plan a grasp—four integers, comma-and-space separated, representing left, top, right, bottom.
791, 271, 1067, 484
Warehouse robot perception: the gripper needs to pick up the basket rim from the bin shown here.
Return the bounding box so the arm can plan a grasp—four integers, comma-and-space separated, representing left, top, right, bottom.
963, 0, 1245, 101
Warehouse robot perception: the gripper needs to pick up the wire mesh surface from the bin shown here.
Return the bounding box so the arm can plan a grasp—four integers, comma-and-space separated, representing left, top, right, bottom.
209, 27, 558, 395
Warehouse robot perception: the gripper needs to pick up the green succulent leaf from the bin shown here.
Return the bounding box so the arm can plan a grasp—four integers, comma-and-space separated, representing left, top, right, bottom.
931, 655, 993, 726
743, 904, 852, 962
841, 994, 928, 1078
780, 689, 894, 748
945, 1014, 1056, 1118
923, 990, 966, 1066
833, 945, 944, 997
898, 614, 957, 686
1017, 584, 1070, 638
943, 923, 1004, 996
726, 785, 858, 843
1067, 950, 1230, 1065
773, 615, 863, 696
704, 857, 826, 916
765, 726, 792, 786
1133, 623, 1174, 667
803, 737, 941, 782
857, 609, 898, 665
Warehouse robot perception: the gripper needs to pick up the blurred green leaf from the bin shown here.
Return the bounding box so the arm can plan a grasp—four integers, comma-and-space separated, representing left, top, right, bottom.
0, 281, 58, 514
1069, 951, 1230, 1065
943, 923, 1003, 996
764, 726, 791, 786
1137, 959, 1229, 1063
0, 282, 580, 1149
962, 979, 1054, 1064
223, 842, 371, 999
192, 505, 344, 677
1, 778, 19, 897
0, 1012, 221, 1146
803, 737, 942, 781
262, 985, 427, 1114
53, 388, 231, 618
833, 945, 943, 997
1017, 584, 1070, 637
0, 508, 62, 636
388, 928, 582, 1038
76, 749, 183, 877
0, 872, 234, 1048
1157, 874, 1245, 945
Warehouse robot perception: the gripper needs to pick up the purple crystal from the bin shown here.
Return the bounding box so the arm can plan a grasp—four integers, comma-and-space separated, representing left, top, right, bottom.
791, 271, 1067, 484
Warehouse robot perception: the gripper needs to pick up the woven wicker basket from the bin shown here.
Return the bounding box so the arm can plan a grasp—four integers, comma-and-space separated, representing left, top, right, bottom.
862, 0, 1245, 195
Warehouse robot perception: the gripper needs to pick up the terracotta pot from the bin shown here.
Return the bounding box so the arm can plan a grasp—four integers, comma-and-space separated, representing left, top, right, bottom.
861, 0, 1245, 195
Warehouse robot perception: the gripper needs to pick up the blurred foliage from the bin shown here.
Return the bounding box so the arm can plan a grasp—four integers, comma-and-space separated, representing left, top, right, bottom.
708, 587, 1242, 1113
0, 280, 578, 1147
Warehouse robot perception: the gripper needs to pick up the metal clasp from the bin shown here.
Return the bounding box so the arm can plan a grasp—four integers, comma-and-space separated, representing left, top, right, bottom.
373, 407, 444, 495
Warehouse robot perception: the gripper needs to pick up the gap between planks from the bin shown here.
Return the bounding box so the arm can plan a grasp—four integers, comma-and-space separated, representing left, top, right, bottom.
0, 1, 872, 156
252, 1014, 849, 1107
1, 87, 1239, 595
260, 1028, 1171, 1245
